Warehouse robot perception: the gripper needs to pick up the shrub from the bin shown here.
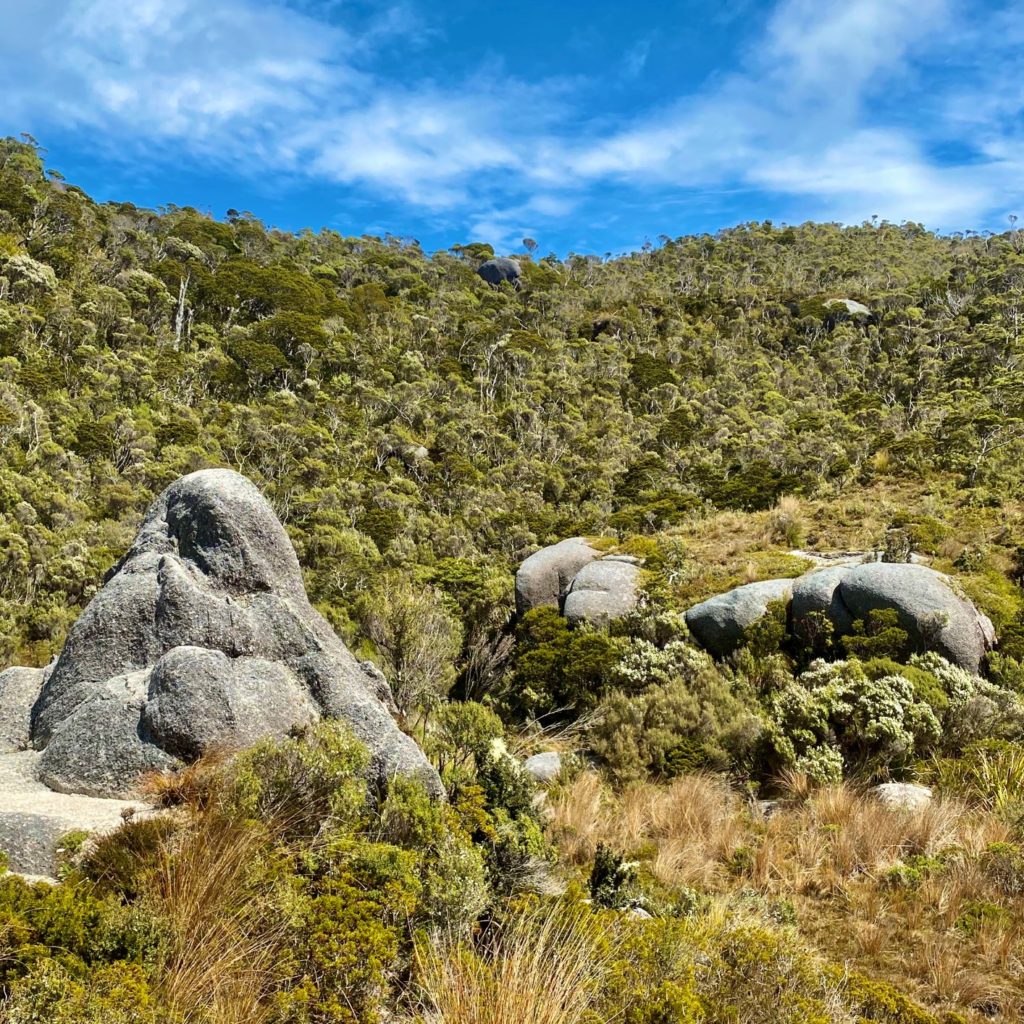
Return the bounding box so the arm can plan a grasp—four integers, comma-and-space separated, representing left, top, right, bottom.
588, 669, 763, 783
1, 961, 165, 1024
228, 721, 370, 838
767, 659, 940, 779
510, 608, 627, 719
842, 609, 912, 661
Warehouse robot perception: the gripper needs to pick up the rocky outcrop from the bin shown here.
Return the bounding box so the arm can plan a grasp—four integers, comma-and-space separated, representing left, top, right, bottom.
563, 558, 641, 626
477, 257, 522, 288
827, 298, 871, 317
515, 537, 601, 616
870, 782, 933, 811
687, 562, 994, 672
0, 666, 48, 752
791, 566, 854, 635
840, 563, 992, 674
29, 469, 441, 799
685, 579, 794, 658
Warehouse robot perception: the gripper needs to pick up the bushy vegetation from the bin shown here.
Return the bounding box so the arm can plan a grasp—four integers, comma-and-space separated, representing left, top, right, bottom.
4, 134, 1024, 1021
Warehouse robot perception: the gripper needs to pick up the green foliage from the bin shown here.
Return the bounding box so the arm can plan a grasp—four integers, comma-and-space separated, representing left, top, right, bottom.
842, 608, 912, 661
741, 599, 789, 659
589, 640, 763, 782
766, 658, 941, 778
509, 607, 627, 719
588, 844, 638, 910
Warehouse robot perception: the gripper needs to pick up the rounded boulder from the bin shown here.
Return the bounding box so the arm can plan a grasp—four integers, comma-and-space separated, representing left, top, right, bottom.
685, 579, 794, 658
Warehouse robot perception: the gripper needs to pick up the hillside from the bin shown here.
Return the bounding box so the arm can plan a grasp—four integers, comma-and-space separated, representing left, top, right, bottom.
1, 134, 1024, 1023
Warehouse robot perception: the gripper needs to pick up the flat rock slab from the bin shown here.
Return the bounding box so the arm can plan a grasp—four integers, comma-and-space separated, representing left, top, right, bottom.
0, 751, 149, 876
870, 782, 933, 811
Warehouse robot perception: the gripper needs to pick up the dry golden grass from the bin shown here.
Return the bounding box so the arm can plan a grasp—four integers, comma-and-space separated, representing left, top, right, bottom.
549, 772, 1024, 1022
405, 904, 615, 1024
151, 809, 283, 1024
550, 772, 745, 887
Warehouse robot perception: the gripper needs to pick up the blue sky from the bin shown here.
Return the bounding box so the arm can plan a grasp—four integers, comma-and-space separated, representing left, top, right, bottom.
2, 0, 1022, 255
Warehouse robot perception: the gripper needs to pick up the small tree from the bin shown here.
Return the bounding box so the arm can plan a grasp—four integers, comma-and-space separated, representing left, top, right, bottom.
360, 574, 463, 718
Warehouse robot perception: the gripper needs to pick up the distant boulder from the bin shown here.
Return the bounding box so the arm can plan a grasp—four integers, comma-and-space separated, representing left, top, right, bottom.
30, 469, 442, 798
839, 562, 993, 674
826, 298, 871, 318
515, 537, 601, 617
524, 750, 562, 784
870, 782, 933, 811
685, 579, 794, 658
687, 561, 994, 673
563, 558, 641, 626
477, 257, 522, 288
791, 566, 854, 637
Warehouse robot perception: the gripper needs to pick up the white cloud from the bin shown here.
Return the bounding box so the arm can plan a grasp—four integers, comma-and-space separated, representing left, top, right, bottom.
1, 0, 1022, 241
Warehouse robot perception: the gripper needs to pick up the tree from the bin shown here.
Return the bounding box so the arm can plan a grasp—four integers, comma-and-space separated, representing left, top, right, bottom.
359, 574, 463, 718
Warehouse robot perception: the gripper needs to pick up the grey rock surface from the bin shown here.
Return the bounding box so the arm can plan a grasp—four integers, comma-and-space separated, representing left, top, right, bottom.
839, 562, 991, 673
685, 579, 794, 658
524, 750, 562, 784
477, 257, 522, 287
827, 298, 871, 317
869, 782, 933, 811
0, 750, 149, 876
515, 537, 601, 616
31, 468, 441, 798
0, 666, 48, 752
563, 558, 641, 626
791, 566, 855, 636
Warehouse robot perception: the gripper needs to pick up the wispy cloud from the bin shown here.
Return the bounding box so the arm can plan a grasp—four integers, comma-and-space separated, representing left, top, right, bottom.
1, 0, 1022, 247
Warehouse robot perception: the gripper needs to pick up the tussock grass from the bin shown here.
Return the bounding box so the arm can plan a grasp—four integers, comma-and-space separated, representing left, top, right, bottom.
549, 772, 1024, 1021
150, 808, 282, 1024
405, 904, 614, 1024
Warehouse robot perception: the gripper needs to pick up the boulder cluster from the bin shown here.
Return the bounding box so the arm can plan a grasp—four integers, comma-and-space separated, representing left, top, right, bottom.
685, 561, 994, 673
3, 469, 441, 801
514, 537, 642, 625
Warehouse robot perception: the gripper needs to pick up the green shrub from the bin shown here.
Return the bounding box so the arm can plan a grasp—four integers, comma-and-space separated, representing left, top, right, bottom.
1, 961, 167, 1024
842, 609, 912, 661
510, 608, 627, 719
587, 640, 763, 781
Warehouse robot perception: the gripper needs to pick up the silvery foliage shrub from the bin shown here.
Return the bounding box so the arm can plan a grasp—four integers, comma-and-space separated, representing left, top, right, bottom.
911, 652, 1024, 746
769, 659, 941, 779
793, 744, 845, 785
5, 253, 58, 291
613, 638, 714, 692
590, 639, 763, 782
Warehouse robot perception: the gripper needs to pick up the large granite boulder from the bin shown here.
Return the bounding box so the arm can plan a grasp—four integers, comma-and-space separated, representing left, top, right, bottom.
839, 563, 993, 673
563, 557, 641, 626
477, 257, 522, 288
685, 579, 794, 658
515, 537, 601, 617
791, 566, 854, 636
30, 469, 441, 798
0, 666, 48, 752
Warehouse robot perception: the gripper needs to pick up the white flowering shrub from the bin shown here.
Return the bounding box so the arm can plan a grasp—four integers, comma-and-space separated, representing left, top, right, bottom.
767, 659, 941, 778
794, 744, 844, 785
4, 253, 57, 292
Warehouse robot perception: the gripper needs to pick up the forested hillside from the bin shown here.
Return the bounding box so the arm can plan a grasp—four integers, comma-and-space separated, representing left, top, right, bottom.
2, 135, 1023, 664
3, 133, 1024, 1024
